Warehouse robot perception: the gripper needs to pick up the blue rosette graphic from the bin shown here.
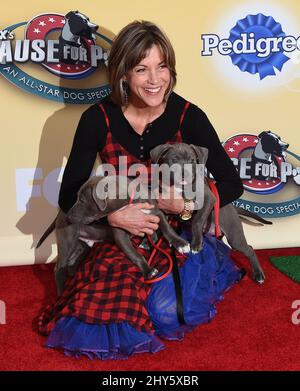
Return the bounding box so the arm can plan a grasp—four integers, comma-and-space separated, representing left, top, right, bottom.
228, 13, 290, 79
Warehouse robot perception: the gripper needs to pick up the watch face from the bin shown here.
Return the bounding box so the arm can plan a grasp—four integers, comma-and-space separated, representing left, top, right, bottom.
180, 212, 192, 221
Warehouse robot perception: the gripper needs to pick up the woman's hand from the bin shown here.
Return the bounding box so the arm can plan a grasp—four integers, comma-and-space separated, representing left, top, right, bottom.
155, 185, 185, 214
107, 202, 160, 237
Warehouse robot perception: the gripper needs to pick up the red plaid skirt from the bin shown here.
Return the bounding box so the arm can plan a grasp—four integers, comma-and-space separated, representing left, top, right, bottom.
38, 224, 187, 335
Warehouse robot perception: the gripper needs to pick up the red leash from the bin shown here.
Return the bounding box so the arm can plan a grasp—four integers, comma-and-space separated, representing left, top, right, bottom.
207, 179, 222, 238
143, 234, 174, 284
128, 190, 173, 284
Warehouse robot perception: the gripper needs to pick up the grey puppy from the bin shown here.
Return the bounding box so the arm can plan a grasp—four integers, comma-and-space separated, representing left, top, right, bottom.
150, 142, 272, 284
36, 175, 190, 294
37, 142, 270, 293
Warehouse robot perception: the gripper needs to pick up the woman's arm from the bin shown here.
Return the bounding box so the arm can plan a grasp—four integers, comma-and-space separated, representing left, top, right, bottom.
182, 105, 244, 207
58, 105, 105, 213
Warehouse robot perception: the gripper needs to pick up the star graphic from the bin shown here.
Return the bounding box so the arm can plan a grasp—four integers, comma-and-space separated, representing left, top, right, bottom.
48, 17, 55, 23
228, 147, 235, 152
254, 139, 259, 143
61, 19, 66, 24
233, 141, 240, 146
242, 137, 249, 142
33, 28, 41, 34
38, 21, 46, 27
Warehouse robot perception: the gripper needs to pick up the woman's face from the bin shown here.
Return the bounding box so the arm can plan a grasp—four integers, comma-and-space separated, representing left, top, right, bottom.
124, 44, 171, 108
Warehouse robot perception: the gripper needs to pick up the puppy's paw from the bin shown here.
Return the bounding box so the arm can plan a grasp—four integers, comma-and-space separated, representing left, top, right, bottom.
191, 249, 203, 254
191, 240, 203, 254
145, 268, 159, 280
171, 238, 190, 254
253, 269, 265, 285
177, 243, 191, 254
169, 237, 190, 254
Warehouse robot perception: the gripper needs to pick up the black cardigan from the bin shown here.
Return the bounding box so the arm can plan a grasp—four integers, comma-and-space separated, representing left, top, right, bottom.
59, 92, 243, 213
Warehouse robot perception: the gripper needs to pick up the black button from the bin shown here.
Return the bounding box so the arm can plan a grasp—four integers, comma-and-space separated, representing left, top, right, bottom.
140, 146, 144, 150
145, 130, 149, 134
140, 137, 143, 141
140, 154, 144, 158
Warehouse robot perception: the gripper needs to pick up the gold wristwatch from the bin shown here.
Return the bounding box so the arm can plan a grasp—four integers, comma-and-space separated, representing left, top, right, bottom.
179, 199, 194, 221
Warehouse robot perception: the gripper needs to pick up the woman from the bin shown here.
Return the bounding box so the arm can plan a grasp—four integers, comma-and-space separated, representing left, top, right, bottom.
38, 20, 244, 359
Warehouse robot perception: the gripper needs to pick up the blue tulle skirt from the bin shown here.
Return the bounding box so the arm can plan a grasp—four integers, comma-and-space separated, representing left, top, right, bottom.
45, 233, 243, 359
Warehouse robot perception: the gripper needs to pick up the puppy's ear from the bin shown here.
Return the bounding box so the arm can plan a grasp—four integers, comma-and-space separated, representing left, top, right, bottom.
65, 11, 75, 19
150, 144, 172, 163
93, 180, 109, 212
189, 144, 209, 164
258, 131, 268, 138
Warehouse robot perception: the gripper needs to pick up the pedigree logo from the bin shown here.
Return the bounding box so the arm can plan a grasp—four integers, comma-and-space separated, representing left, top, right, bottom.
0, 11, 112, 103
201, 13, 299, 79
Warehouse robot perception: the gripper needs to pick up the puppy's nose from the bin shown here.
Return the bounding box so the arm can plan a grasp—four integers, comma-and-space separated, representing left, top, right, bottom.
280, 142, 289, 149
88, 22, 99, 31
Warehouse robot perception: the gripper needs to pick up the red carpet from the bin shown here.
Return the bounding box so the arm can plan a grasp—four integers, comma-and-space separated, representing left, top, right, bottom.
0, 247, 300, 371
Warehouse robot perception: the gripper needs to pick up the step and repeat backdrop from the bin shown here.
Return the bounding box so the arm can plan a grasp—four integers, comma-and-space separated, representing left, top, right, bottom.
1, 0, 300, 266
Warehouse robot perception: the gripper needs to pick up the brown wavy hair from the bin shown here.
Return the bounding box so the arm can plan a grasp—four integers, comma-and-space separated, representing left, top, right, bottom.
108, 20, 177, 106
